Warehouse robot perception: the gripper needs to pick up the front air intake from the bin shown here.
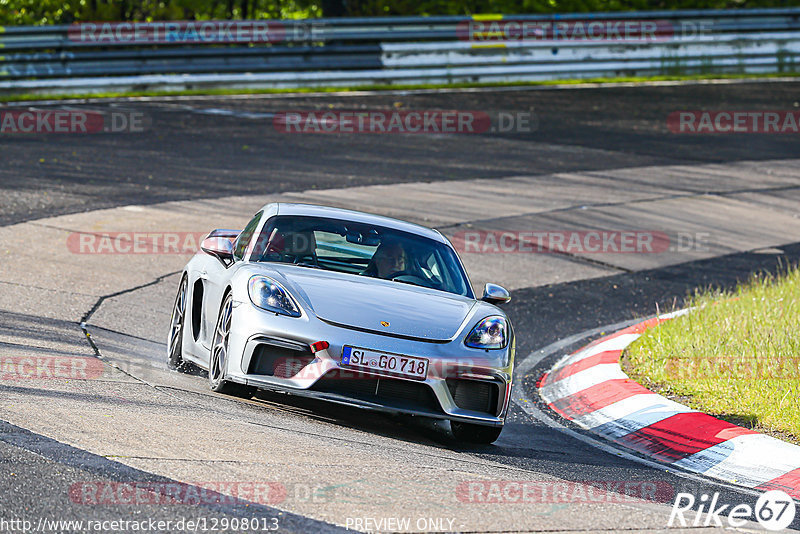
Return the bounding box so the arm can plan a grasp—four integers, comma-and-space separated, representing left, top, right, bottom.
446, 379, 500, 415
249, 344, 314, 378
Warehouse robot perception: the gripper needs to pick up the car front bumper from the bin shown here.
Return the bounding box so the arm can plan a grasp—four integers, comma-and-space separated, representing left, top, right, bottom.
226, 300, 515, 427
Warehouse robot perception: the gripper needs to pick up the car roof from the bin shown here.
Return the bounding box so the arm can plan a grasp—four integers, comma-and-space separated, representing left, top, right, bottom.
262, 203, 448, 244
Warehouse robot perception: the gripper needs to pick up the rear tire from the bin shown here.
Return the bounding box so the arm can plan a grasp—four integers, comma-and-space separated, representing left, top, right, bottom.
451, 421, 503, 444
167, 275, 189, 372
208, 293, 256, 399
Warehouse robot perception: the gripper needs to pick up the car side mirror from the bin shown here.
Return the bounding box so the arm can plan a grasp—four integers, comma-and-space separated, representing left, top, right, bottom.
482, 283, 511, 305
201, 236, 234, 265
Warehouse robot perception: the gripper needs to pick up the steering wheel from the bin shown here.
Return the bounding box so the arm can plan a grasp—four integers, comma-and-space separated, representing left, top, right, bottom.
386, 270, 428, 287
292, 253, 318, 267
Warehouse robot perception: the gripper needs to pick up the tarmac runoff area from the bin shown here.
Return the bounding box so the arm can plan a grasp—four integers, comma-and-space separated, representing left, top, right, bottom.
0, 157, 799, 531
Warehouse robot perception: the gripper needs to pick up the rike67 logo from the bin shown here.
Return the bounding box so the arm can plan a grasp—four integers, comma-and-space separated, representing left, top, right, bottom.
669, 490, 796, 531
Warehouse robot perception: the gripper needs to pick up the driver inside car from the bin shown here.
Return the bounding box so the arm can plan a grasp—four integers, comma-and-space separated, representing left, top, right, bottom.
257, 228, 318, 265
363, 240, 408, 279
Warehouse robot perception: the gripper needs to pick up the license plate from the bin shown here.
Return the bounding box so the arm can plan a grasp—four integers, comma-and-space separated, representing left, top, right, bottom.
341, 346, 428, 380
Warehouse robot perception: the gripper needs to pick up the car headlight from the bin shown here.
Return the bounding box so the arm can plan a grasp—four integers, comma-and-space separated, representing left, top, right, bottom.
465, 316, 507, 349
248, 275, 301, 317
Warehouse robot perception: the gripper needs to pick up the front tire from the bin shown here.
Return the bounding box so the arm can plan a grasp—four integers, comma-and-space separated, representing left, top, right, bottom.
209, 293, 255, 399
451, 421, 503, 444
167, 275, 189, 372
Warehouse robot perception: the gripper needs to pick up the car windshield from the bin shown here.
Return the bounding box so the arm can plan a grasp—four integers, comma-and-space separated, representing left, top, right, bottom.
252, 215, 473, 297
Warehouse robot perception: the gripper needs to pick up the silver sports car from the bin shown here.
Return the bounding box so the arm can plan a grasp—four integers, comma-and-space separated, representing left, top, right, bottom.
167, 203, 514, 443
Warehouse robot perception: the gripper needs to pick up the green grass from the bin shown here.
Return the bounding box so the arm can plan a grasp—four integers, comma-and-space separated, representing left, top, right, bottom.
2, 71, 798, 103
622, 265, 800, 443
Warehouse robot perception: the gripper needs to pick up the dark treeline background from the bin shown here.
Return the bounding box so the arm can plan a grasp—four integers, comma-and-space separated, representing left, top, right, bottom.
2, 0, 798, 25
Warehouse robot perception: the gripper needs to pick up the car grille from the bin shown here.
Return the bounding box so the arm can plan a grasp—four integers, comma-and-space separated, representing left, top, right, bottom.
446, 379, 500, 416
311, 372, 442, 414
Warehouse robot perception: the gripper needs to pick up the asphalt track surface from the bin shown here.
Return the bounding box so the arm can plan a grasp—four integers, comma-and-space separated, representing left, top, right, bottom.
1, 81, 800, 533
3, 81, 800, 227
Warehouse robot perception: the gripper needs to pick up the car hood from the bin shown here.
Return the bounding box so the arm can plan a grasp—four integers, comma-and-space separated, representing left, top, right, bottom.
275, 267, 477, 342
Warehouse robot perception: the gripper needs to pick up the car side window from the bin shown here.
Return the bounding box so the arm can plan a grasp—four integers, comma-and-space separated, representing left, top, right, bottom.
233, 212, 262, 261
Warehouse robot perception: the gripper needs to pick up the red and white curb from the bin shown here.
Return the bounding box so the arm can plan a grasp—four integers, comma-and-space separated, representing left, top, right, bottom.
538, 310, 800, 498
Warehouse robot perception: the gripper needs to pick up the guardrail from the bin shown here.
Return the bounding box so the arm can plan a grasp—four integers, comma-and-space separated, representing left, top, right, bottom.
0, 8, 798, 95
